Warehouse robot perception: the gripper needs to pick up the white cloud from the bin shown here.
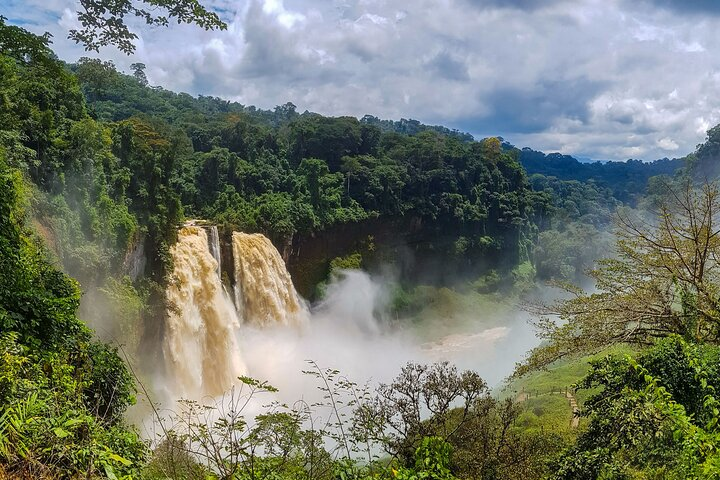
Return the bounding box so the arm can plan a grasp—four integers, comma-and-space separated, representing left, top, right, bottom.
262, 0, 305, 28
6, 0, 720, 160
57, 8, 80, 31
657, 137, 679, 151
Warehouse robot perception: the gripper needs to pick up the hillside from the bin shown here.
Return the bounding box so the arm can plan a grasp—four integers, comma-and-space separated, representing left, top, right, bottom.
518, 147, 684, 203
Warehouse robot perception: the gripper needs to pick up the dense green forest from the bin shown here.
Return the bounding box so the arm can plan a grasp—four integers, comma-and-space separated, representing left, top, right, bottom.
65, 54, 689, 292
518, 147, 684, 204
70, 55, 543, 293
8, 10, 720, 479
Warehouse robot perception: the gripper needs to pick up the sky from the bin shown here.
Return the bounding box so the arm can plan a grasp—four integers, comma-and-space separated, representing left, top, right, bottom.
6, 0, 720, 160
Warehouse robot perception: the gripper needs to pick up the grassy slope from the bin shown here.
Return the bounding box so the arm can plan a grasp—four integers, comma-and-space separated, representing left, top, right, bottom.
502, 345, 637, 433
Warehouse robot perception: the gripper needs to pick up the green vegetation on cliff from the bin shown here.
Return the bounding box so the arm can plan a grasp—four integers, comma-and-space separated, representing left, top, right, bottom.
73, 58, 539, 284
0, 143, 144, 478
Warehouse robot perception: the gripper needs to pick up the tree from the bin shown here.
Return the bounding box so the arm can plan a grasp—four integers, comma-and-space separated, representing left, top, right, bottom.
691, 124, 720, 180
550, 337, 720, 479
75, 57, 120, 103
0, 16, 56, 68
356, 362, 558, 478
130, 61, 147, 85
68, 0, 227, 55
0, 154, 146, 478
524, 180, 720, 372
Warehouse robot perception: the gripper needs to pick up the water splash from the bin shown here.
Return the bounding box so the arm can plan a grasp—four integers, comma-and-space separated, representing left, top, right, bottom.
232, 232, 309, 327
164, 226, 246, 399
313, 269, 385, 335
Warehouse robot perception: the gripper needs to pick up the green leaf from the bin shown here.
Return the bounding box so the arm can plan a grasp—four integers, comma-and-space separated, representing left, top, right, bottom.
107, 452, 132, 466
104, 464, 118, 480
63, 418, 83, 427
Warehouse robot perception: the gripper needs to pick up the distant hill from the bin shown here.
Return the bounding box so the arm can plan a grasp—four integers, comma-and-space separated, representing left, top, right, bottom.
359, 115, 475, 142
574, 156, 610, 164
517, 147, 685, 203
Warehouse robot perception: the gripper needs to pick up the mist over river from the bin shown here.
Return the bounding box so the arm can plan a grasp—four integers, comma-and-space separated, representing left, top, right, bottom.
152, 224, 540, 408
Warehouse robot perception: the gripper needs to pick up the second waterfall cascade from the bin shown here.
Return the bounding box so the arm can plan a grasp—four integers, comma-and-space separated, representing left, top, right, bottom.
232, 232, 309, 327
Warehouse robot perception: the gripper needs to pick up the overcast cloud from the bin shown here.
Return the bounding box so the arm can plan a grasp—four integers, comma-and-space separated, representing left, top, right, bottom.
6, 0, 720, 160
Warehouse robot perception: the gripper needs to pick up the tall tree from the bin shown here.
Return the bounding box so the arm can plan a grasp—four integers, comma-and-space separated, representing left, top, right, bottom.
524, 180, 720, 372
130, 61, 147, 85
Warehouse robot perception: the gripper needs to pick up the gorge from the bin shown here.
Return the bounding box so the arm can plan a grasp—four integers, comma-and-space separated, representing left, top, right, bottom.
159, 222, 537, 403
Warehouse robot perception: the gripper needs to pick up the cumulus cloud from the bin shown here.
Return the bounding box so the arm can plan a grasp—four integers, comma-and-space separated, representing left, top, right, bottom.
462, 0, 572, 11
424, 50, 470, 81
6, 0, 720, 160
631, 0, 720, 15
657, 137, 679, 151
460, 77, 608, 134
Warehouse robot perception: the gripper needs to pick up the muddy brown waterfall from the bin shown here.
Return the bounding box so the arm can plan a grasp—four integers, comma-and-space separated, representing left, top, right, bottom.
164, 226, 246, 399
232, 232, 309, 327
208, 225, 222, 279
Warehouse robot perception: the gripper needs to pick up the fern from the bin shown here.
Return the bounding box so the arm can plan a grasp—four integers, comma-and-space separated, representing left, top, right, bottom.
0, 391, 41, 461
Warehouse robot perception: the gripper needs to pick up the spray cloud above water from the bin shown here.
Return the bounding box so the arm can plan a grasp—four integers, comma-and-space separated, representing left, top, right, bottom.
159, 225, 540, 407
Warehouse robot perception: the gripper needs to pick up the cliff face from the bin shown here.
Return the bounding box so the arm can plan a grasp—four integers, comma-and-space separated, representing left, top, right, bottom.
282, 215, 522, 298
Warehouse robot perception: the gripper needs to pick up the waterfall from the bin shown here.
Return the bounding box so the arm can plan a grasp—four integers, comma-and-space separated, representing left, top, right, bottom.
232, 232, 309, 327
207, 225, 222, 279
164, 226, 246, 399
